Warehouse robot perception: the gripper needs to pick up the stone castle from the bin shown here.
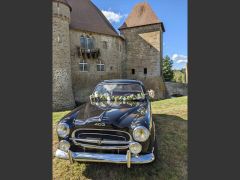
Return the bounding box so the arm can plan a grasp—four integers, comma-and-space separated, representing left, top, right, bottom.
53, 0, 166, 111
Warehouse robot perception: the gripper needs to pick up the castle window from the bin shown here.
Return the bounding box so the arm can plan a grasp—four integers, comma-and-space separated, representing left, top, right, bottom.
57, 34, 62, 43
144, 68, 147, 75
80, 36, 86, 49
79, 60, 88, 72
80, 36, 95, 49
86, 36, 94, 49
97, 61, 105, 71
132, 69, 135, 75
102, 41, 108, 49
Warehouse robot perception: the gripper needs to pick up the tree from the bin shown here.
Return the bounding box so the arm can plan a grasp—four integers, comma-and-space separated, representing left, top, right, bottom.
162, 55, 174, 81
172, 68, 186, 83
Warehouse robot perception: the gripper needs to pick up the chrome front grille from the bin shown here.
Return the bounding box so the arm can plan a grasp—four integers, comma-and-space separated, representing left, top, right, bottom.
71, 129, 132, 150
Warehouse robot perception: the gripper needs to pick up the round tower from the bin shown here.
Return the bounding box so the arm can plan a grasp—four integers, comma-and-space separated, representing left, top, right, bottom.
52, 0, 75, 111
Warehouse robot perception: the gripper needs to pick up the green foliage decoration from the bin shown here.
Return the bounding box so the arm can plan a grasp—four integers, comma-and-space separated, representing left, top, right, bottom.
89, 93, 146, 102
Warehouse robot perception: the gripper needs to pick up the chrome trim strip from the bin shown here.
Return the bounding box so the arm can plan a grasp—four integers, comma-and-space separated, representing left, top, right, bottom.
70, 138, 130, 145
73, 142, 129, 149
72, 128, 132, 141
126, 150, 131, 168
77, 132, 127, 141
55, 149, 155, 164
71, 128, 133, 149
68, 150, 74, 164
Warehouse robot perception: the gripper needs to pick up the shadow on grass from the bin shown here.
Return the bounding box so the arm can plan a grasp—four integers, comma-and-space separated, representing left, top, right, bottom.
81, 114, 188, 180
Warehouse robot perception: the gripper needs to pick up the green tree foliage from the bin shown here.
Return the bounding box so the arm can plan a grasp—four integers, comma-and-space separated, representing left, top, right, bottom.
162, 55, 174, 81
173, 69, 186, 83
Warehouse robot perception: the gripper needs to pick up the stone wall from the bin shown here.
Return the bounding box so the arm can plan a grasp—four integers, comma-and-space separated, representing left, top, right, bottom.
52, 1, 168, 111
52, 2, 75, 111
120, 24, 167, 99
69, 29, 125, 103
165, 82, 188, 97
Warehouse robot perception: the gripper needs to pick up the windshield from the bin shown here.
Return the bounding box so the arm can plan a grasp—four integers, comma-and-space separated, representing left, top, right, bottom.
93, 83, 144, 99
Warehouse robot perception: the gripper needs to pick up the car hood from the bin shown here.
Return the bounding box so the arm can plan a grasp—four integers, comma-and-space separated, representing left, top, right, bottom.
73, 100, 149, 129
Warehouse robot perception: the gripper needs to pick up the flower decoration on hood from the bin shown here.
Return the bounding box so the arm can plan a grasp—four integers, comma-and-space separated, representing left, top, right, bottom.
89, 92, 145, 102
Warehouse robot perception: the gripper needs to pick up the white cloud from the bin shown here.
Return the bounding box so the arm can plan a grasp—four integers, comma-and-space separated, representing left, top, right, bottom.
171, 54, 188, 64
101, 10, 124, 23
176, 59, 187, 63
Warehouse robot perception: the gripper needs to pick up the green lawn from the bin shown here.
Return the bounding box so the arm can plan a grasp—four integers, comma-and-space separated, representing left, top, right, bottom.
151, 96, 188, 120
52, 96, 188, 180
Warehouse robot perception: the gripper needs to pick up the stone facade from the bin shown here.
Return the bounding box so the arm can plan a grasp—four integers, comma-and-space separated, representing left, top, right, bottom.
69, 30, 125, 103
165, 82, 188, 97
52, 2, 75, 110
52, 0, 167, 111
120, 24, 166, 99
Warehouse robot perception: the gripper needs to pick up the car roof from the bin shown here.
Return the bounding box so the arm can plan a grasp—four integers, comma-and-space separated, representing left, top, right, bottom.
102, 79, 144, 85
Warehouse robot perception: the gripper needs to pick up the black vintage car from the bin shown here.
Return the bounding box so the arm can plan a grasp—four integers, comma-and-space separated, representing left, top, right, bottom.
55, 79, 157, 168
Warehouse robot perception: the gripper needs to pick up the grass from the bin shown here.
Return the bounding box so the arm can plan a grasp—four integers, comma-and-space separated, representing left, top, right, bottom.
151, 96, 188, 120
52, 96, 188, 180
53, 111, 70, 123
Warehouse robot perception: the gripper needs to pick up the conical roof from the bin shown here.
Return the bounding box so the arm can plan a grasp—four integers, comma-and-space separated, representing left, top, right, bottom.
119, 2, 163, 30
67, 0, 119, 36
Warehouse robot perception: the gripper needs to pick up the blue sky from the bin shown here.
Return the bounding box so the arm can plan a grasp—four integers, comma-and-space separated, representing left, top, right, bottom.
92, 0, 188, 69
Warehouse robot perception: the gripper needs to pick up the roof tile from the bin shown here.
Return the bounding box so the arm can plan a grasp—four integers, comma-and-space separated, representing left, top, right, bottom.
68, 0, 119, 36
119, 2, 161, 30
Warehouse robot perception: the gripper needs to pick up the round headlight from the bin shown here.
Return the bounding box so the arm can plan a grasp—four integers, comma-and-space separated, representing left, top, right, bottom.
57, 123, 70, 138
129, 142, 142, 154
59, 140, 70, 152
133, 126, 150, 142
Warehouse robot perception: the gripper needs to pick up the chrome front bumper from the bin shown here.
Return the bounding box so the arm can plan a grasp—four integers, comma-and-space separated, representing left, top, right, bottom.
55, 149, 155, 168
